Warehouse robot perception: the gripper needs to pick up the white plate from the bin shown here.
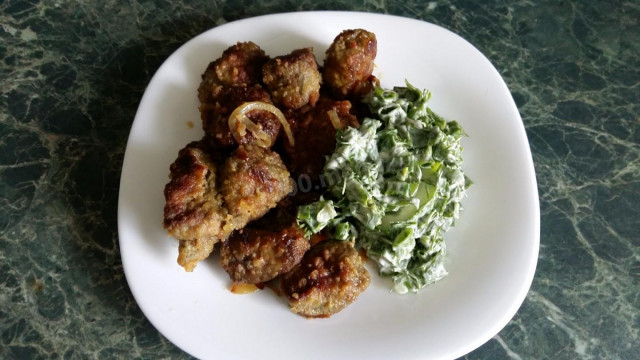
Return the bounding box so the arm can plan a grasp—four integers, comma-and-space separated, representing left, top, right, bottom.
118, 11, 539, 360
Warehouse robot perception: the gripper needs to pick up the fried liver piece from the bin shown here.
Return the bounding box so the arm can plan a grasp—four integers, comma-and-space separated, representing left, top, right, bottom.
262, 48, 322, 110
200, 84, 282, 149
177, 237, 218, 272
198, 41, 269, 103
323, 29, 378, 99
280, 240, 370, 318
163, 141, 228, 242
163, 142, 293, 271
220, 221, 310, 284
198, 42, 281, 150
283, 97, 358, 183
162, 141, 232, 271
220, 144, 294, 220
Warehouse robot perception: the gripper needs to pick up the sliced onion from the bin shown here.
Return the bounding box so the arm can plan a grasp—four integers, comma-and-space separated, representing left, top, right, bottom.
230, 283, 259, 294
228, 101, 295, 147
327, 109, 343, 130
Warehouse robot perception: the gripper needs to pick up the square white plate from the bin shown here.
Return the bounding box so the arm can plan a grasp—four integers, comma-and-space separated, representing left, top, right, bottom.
118, 11, 539, 360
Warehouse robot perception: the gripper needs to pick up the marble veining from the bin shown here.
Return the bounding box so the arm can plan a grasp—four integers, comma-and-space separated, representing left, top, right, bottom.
1, 0, 638, 359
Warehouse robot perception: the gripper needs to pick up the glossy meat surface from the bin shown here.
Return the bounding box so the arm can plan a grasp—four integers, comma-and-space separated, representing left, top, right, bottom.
323, 29, 377, 99
163, 142, 293, 271
198, 41, 268, 103
162, 141, 231, 271
262, 48, 322, 110
163, 141, 227, 242
220, 144, 294, 220
221, 221, 309, 284
200, 84, 281, 149
280, 240, 370, 318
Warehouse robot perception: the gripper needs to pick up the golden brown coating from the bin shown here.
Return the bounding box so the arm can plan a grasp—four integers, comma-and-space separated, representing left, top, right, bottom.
163, 141, 228, 242
262, 48, 322, 110
323, 29, 378, 99
163, 142, 294, 271
200, 84, 281, 149
198, 42, 269, 103
164, 32, 382, 316
198, 42, 280, 150
220, 144, 294, 220
177, 238, 217, 272
162, 141, 233, 271
280, 240, 370, 318
283, 97, 358, 182
220, 221, 310, 284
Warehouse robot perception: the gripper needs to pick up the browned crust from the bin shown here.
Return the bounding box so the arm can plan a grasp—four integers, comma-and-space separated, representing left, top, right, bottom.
262, 48, 322, 110
200, 84, 281, 149
280, 241, 370, 318
163, 141, 229, 242
177, 238, 217, 272
221, 222, 310, 284
323, 29, 378, 99
198, 41, 269, 103
163, 142, 294, 271
220, 145, 294, 220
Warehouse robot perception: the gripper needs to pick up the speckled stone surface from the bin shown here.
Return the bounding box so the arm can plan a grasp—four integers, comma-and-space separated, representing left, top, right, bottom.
1, 0, 638, 359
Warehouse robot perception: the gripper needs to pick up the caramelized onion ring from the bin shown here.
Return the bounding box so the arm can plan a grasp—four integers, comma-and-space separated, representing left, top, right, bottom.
327, 109, 343, 130
228, 102, 295, 147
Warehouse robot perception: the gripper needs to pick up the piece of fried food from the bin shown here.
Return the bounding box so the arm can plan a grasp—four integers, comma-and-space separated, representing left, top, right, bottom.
177, 238, 218, 272
323, 29, 378, 99
220, 144, 294, 219
163, 142, 293, 271
198, 41, 269, 103
163, 141, 228, 242
221, 220, 309, 284
200, 84, 282, 149
262, 48, 322, 110
162, 141, 232, 271
280, 240, 370, 318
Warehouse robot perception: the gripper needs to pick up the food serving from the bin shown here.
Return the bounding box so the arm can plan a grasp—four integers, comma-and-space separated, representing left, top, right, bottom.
161, 28, 469, 317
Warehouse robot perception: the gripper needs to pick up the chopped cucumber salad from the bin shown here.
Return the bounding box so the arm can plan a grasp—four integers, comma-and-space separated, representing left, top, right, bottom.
297, 82, 471, 294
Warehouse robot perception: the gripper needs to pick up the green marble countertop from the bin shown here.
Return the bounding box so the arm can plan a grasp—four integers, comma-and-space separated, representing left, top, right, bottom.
1, 1, 638, 359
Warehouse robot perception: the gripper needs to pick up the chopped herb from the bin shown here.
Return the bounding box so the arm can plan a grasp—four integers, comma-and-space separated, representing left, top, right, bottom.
297, 82, 470, 294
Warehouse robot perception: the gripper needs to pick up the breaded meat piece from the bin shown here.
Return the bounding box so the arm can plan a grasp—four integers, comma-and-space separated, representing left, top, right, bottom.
220, 144, 294, 220
177, 238, 218, 272
283, 97, 358, 182
163, 141, 228, 242
280, 240, 370, 318
262, 48, 322, 110
163, 142, 293, 271
198, 42, 269, 103
162, 141, 233, 271
323, 29, 378, 99
200, 84, 281, 149
220, 221, 310, 284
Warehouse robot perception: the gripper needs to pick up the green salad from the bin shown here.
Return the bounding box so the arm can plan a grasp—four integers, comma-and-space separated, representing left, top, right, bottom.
297, 82, 471, 294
